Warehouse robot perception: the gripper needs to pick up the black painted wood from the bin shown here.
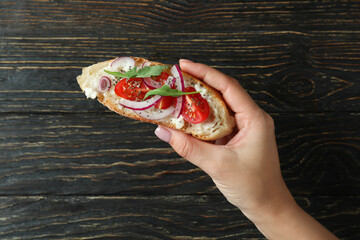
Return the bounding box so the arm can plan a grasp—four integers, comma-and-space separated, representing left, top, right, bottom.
0, 196, 358, 239
0, 113, 358, 196
0, 0, 359, 239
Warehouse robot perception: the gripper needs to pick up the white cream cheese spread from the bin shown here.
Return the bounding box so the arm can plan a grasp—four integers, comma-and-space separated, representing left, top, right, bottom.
170, 116, 185, 129
84, 87, 98, 99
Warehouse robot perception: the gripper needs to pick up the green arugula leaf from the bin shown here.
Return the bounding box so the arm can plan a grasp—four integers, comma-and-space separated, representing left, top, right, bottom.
103, 69, 132, 79
143, 85, 201, 100
104, 65, 169, 79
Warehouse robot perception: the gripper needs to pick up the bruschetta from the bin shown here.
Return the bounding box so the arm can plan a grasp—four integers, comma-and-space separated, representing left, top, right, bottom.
77, 57, 235, 140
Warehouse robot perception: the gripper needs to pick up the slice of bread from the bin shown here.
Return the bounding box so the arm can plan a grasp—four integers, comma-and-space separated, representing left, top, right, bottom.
77, 57, 235, 140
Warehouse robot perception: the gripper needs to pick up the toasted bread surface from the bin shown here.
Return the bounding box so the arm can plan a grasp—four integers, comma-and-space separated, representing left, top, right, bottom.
77, 57, 235, 140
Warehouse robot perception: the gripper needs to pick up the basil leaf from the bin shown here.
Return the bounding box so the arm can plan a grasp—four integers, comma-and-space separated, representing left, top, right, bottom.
143, 84, 201, 100
104, 65, 169, 79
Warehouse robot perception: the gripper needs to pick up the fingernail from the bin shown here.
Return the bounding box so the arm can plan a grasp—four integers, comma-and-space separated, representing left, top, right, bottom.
155, 126, 171, 143
179, 59, 193, 64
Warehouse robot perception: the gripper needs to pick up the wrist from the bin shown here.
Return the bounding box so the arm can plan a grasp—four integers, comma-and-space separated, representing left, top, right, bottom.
245, 185, 338, 240
254, 202, 301, 239
241, 180, 298, 226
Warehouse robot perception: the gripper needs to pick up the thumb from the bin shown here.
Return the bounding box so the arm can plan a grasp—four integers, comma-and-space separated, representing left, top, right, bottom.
154, 126, 217, 170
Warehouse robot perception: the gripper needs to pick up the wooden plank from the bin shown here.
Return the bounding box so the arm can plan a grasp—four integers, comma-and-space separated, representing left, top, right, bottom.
0, 56, 359, 113
0, 195, 357, 239
1, 1, 359, 36
0, 112, 358, 196
1, 33, 359, 73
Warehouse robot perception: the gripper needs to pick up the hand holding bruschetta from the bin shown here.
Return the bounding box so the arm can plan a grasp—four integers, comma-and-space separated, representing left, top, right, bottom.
155, 60, 338, 240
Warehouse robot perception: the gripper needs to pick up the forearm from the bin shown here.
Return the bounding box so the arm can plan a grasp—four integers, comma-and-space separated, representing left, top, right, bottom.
169, 61, 339, 240
253, 200, 338, 240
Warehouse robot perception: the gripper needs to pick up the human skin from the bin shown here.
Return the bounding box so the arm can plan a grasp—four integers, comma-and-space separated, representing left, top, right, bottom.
154, 60, 338, 240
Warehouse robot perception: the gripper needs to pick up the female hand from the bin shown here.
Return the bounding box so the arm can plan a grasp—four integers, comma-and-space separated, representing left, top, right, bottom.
155, 60, 338, 240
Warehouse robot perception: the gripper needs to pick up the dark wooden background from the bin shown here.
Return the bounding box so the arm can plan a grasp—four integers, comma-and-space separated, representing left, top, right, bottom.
1, 0, 359, 239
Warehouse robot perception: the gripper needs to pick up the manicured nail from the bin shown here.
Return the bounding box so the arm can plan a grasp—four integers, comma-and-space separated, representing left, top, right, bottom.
155, 126, 171, 143
179, 59, 193, 64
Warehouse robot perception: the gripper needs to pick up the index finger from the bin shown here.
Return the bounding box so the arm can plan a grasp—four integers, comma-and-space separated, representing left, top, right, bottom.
179, 60, 259, 114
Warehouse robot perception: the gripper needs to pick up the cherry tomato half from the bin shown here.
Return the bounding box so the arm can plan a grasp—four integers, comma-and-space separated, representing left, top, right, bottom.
155, 96, 174, 109
154, 71, 174, 109
156, 72, 170, 84
114, 78, 150, 102
181, 87, 210, 124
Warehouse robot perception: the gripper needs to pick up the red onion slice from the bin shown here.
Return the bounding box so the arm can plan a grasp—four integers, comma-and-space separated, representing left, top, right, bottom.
166, 76, 176, 87
98, 76, 111, 93
173, 95, 184, 118
141, 61, 151, 68
143, 77, 162, 89
110, 57, 135, 72
135, 106, 175, 120
170, 65, 185, 118
119, 95, 162, 111
170, 65, 185, 91
144, 75, 175, 89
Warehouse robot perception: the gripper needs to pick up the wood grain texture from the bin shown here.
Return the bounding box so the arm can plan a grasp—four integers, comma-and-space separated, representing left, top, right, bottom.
1, 0, 359, 239
0, 112, 358, 196
1, 0, 359, 34
0, 195, 358, 240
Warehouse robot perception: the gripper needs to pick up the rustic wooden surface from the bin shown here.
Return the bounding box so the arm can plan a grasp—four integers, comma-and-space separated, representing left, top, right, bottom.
0, 0, 359, 239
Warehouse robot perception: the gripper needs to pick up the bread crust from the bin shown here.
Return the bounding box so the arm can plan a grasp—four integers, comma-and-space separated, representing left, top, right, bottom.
77, 57, 235, 140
